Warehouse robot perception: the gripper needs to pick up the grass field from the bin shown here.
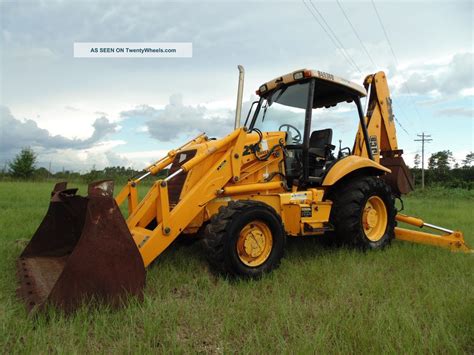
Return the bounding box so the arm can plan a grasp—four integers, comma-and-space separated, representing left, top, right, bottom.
0, 181, 473, 353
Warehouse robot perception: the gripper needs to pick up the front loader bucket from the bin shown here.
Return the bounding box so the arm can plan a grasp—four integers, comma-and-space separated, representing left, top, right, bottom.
17, 181, 145, 314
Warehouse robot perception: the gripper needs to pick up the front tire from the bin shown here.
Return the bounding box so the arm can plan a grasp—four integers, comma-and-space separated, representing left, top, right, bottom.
202, 200, 286, 278
329, 176, 396, 249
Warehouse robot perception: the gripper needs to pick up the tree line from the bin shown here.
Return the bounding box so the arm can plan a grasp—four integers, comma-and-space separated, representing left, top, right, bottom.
1, 148, 150, 184
2, 147, 474, 189
411, 150, 474, 189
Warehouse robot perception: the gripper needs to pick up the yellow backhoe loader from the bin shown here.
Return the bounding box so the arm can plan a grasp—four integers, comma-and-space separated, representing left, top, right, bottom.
18, 67, 471, 314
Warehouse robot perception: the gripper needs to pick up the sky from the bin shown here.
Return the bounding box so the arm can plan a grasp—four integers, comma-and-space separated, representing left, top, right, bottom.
0, 0, 472, 172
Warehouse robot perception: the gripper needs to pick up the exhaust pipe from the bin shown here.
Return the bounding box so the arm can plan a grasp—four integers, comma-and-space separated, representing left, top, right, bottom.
234, 65, 245, 129
364, 80, 372, 116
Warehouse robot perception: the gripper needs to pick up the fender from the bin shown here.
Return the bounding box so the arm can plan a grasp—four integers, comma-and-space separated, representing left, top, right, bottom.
322, 155, 390, 186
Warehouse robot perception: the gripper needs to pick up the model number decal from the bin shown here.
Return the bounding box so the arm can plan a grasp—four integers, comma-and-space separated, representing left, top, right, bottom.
317, 71, 334, 81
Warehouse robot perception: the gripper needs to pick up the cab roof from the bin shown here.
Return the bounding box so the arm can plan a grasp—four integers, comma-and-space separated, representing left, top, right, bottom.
257, 69, 367, 109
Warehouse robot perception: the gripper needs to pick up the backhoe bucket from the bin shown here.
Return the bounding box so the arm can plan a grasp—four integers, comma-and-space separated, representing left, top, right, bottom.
381, 154, 414, 196
17, 181, 145, 314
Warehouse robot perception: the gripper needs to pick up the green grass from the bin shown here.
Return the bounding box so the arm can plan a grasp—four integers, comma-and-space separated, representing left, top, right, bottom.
0, 181, 473, 353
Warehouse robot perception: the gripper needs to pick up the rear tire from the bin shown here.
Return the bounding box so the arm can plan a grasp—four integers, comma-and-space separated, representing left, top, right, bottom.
329, 176, 396, 249
202, 200, 286, 278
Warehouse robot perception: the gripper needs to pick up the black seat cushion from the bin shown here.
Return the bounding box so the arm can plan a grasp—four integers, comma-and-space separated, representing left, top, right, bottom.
309, 129, 333, 158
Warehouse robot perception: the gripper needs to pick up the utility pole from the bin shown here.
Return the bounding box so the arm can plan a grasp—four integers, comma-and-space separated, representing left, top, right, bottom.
414, 132, 432, 190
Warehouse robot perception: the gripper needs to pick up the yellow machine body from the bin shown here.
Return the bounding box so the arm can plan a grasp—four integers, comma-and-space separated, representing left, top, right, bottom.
18, 68, 471, 314
115, 128, 334, 267
113, 69, 470, 267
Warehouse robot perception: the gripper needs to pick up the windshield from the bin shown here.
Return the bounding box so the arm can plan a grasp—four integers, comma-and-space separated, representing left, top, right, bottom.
249, 81, 309, 144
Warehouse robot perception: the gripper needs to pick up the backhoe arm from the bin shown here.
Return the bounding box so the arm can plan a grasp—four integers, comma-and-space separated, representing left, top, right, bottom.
353, 72, 399, 160
353, 71, 414, 195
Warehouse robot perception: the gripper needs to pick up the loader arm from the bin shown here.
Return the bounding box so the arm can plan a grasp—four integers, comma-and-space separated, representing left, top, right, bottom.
132, 131, 242, 266
115, 128, 284, 267
115, 133, 210, 214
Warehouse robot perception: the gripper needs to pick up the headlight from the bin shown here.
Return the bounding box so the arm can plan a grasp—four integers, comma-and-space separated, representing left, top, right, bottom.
293, 71, 304, 80
293, 70, 312, 80
258, 84, 268, 94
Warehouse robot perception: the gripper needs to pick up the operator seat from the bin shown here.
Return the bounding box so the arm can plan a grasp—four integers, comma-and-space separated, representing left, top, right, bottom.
309, 128, 333, 159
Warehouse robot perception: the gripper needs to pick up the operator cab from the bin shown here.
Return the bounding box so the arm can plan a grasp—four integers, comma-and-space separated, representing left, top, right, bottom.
245, 69, 367, 187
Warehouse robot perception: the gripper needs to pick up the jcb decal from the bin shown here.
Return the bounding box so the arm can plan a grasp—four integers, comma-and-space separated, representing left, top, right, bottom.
369, 136, 378, 155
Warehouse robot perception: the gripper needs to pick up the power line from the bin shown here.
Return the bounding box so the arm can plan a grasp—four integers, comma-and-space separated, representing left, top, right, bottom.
370, 0, 423, 129
390, 87, 417, 132
394, 116, 410, 136
302, 0, 415, 136
308, 0, 363, 74
301, 0, 336, 51
301, 0, 357, 73
336, 0, 414, 136
302, 0, 362, 75
370, 0, 399, 65
336, 0, 377, 68
414, 132, 432, 189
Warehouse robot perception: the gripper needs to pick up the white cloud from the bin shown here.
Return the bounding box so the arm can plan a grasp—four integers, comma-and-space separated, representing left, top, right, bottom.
120, 149, 169, 168
460, 88, 474, 96
396, 52, 473, 97
135, 125, 149, 133
436, 107, 473, 118
120, 150, 168, 159
8, 103, 127, 139
121, 94, 235, 142
0, 106, 118, 153
0, 106, 128, 172
37, 147, 131, 173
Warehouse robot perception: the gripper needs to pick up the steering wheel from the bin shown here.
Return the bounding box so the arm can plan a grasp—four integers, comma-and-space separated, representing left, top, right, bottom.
279, 124, 302, 144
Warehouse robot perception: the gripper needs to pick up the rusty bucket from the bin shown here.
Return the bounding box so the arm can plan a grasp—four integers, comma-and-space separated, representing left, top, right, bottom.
17, 180, 145, 314
381, 153, 415, 196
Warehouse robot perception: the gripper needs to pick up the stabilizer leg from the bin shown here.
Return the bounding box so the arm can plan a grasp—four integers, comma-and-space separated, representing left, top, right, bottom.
395, 214, 472, 253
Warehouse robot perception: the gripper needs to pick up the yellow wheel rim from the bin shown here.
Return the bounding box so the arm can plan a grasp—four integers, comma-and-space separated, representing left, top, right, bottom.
362, 196, 388, 242
236, 221, 273, 267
